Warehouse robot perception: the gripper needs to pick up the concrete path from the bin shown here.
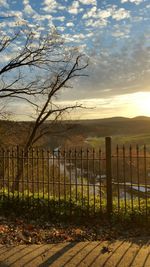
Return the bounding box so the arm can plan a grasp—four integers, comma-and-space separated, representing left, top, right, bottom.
0, 239, 150, 267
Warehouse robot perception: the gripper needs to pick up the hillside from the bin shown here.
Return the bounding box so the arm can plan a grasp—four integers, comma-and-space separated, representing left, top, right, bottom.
1, 116, 150, 148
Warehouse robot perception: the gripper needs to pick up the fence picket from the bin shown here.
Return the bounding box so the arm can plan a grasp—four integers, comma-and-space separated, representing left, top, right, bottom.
105, 137, 112, 216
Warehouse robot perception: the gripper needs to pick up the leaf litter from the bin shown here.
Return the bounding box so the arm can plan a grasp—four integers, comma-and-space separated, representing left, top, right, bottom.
0, 215, 149, 246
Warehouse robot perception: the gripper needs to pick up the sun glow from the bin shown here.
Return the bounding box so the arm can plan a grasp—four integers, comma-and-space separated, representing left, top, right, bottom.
132, 92, 150, 117
8, 91, 150, 121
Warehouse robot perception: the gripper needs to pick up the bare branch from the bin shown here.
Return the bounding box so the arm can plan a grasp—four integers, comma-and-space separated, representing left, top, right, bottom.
0, 27, 88, 148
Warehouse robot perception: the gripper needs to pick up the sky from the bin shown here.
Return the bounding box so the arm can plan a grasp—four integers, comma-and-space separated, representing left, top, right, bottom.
0, 0, 150, 120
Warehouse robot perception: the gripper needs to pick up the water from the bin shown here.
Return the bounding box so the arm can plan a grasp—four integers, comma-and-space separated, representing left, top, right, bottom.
50, 154, 149, 200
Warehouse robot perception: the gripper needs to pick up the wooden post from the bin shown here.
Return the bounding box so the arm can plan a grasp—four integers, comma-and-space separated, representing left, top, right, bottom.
105, 137, 112, 216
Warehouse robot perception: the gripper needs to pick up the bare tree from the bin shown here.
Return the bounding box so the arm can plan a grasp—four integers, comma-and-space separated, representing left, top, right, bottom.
0, 27, 88, 114
0, 27, 88, 191
11, 52, 88, 191
0, 30, 54, 101
25, 55, 88, 146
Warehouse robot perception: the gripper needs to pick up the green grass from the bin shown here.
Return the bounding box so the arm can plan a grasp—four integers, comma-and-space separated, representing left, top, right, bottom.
86, 134, 150, 150
1, 189, 150, 226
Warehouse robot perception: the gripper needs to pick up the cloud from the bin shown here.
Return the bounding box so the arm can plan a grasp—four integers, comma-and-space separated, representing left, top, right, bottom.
111, 25, 130, 38
57, 5, 66, 10
0, 0, 9, 8
82, 6, 97, 18
97, 9, 112, 19
84, 17, 108, 27
83, 7, 111, 20
62, 32, 86, 43
0, 10, 28, 33
23, 0, 35, 15
42, 0, 59, 12
58, 35, 150, 103
0, 53, 12, 63
68, 1, 80, 14
0, 0, 148, 120
57, 26, 65, 32
112, 8, 130, 20
21, 1, 55, 32
7, 100, 35, 121
55, 93, 150, 120
83, 6, 130, 30
53, 16, 65, 22
121, 0, 143, 5
112, 31, 129, 38
33, 14, 52, 22
66, 22, 74, 27
79, 0, 96, 5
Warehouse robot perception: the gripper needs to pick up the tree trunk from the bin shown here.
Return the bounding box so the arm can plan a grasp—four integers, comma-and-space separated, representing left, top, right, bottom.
11, 122, 39, 192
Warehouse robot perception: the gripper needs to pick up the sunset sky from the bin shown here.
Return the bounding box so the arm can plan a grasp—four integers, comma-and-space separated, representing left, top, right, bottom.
0, 0, 149, 120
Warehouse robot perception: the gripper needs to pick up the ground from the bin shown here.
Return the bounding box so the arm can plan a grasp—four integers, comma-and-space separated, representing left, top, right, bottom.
0, 239, 150, 266
0, 216, 150, 266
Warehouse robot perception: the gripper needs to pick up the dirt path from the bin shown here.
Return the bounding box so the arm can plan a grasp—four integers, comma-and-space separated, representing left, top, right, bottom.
0, 239, 150, 267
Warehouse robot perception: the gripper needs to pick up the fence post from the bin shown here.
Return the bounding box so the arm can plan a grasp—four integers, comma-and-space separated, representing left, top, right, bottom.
105, 137, 112, 216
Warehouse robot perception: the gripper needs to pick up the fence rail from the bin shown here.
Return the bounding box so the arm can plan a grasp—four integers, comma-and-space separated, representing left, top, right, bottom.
0, 137, 150, 220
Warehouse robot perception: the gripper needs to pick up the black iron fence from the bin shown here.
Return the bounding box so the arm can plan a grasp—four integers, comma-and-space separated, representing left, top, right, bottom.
0, 137, 150, 220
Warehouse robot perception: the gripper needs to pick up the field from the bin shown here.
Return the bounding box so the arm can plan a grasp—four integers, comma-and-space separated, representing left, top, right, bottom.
1, 116, 150, 149
86, 133, 150, 150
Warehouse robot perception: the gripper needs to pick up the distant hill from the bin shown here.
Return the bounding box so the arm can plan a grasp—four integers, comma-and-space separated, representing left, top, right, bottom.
72, 116, 129, 124
1, 116, 150, 148
131, 116, 150, 121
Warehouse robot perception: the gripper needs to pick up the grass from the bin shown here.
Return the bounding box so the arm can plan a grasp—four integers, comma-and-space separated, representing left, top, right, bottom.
86, 134, 150, 150
1, 189, 150, 226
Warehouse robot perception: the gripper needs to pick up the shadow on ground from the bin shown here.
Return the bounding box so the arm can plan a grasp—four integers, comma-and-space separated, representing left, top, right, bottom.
0, 238, 150, 267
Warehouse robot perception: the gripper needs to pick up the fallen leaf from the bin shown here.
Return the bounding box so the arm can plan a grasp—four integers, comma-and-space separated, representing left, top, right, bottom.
74, 228, 83, 235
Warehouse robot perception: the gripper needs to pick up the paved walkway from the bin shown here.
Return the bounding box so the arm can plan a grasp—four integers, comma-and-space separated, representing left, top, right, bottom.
0, 239, 150, 267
